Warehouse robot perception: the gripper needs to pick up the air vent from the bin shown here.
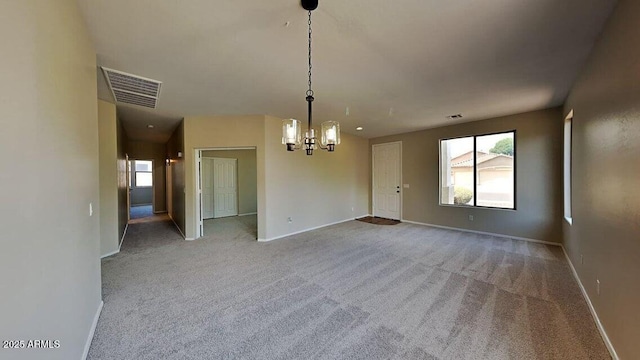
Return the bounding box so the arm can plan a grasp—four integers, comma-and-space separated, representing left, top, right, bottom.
101, 67, 162, 109
447, 114, 463, 119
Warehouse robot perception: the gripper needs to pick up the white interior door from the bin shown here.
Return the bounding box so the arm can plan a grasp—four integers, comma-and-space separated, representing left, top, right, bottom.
373, 142, 401, 220
213, 158, 238, 218
202, 158, 215, 219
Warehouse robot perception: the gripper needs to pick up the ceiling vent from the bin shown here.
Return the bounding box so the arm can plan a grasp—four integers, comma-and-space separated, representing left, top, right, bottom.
447, 114, 463, 119
101, 67, 162, 109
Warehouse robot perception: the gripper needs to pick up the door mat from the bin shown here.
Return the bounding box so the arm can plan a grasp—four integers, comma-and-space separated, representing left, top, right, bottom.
356, 216, 401, 225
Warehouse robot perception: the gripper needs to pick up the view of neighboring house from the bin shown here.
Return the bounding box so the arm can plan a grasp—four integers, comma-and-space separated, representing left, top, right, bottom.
450, 151, 514, 208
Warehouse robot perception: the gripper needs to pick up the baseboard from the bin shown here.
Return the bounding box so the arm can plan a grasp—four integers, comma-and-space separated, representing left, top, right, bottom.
561, 247, 619, 359
400, 219, 561, 246
118, 223, 128, 249
101, 223, 129, 259
100, 249, 119, 259
238, 212, 257, 217
258, 215, 367, 242
170, 217, 187, 240
82, 300, 103, 360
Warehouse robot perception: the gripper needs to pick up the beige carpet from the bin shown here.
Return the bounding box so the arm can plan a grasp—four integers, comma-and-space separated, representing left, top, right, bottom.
89, 217, 609, 359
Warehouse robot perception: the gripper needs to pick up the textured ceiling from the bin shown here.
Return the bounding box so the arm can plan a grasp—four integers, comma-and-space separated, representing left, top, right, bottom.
79, 0, 617, 142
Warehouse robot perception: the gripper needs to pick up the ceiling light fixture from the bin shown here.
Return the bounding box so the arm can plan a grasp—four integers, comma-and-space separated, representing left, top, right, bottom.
147, 124, 154, 129
282, 0, 340, 155
356, 127, 363, 131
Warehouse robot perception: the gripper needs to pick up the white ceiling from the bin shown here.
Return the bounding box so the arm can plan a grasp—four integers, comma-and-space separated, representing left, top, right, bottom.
78, 0, 616, 142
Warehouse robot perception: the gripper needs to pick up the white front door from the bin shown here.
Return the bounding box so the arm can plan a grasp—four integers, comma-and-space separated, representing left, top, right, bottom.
202, 158, 215, 219
213, 158, 238, 218
373, 142, 401, 220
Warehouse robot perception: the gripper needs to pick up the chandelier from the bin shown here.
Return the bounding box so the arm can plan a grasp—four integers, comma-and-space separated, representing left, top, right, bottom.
282, 0, 340, 155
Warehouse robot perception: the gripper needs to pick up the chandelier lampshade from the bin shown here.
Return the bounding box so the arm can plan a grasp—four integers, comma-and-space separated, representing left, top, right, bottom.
282, 118, 302, 151
321, 121, 340, 151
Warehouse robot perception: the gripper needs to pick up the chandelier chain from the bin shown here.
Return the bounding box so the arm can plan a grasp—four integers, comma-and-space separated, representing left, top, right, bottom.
307, 10, 313, 97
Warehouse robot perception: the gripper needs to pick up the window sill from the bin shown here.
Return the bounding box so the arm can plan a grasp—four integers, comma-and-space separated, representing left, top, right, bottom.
564, 216, 573, 225
439, 203, 516, 212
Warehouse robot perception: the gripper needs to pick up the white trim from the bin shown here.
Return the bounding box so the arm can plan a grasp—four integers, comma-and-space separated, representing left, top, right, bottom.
170, 217, 187, 240
238, 212, 258, 216
564, 216, 573, 225
118, 223, 128, 249
400, 219, 560, 246
100, 249, 119, 259
258, 216, 367, 242
100, 223, 128, 259
561, 246, 619, 359
82, 300, 103, 360
195, 149, 203, 239
372, 141, 403, 220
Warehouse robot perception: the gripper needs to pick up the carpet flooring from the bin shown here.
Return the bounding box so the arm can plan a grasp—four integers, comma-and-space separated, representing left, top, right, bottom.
130, 205, 153, 220
204, 215, 258, 240
89, 217, 609, 359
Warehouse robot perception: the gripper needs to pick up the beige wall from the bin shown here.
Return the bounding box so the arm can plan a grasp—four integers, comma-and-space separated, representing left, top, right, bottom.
202, 149, 258, 215
183, 115, 267, 239
98, 100, 120, 256
371, 107, 563, 243
127, 140, 167, 212
0, 1, 102, 359
181, 115, 370, 241
263, 116, 370, 240
563, 0, 639, 357
167, 121, 185, 234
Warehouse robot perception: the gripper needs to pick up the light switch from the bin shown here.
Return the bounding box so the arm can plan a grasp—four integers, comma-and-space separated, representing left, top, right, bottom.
403, 184, 410, 188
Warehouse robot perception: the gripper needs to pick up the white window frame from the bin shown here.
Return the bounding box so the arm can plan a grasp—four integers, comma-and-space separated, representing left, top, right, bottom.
133, 160, 153, 188
439, 130, 516, 210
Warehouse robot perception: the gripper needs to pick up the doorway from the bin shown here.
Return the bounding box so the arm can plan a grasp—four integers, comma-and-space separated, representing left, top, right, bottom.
128, 159, 155, 220
195, 148, 257, 239
372, 142, 402, 220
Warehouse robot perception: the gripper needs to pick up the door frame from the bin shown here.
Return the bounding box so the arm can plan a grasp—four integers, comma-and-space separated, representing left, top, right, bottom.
194, 147, 256, 239
126, 154, 130, 222
372, 141, 403, 220
128, 158, 156, 218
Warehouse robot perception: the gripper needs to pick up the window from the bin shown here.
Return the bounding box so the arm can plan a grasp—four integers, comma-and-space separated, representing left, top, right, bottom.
440, 131, 515, 209
564, 111, 573, 223
133, 160, 153, 187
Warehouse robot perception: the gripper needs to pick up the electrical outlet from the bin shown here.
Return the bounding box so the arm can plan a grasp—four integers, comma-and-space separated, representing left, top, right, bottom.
403, 184, 410, 189
596, 279, 600, 295
468, 215, 474, 221
351, 207, 354, 212
287, 217, 293, 223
